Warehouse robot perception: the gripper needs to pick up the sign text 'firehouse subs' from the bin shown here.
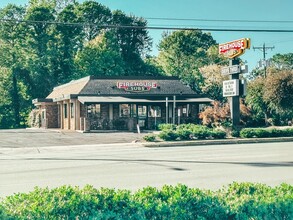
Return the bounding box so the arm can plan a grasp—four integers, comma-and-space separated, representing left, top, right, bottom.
219, 38, 250, 59
117, 81, 157, 92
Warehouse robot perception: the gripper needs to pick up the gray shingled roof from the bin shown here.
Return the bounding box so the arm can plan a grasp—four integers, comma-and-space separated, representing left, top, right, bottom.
47, 76, 202, 99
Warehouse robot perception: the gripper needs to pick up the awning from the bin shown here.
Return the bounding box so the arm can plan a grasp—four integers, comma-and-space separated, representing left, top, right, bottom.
78, 96, 212, 104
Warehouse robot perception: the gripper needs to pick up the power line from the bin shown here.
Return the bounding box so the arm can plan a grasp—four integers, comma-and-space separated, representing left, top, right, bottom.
1, 18, 293, 32
145, 17, 293, 24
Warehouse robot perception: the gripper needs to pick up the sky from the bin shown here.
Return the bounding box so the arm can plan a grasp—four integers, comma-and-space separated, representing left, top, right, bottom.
1, 0, 293, 71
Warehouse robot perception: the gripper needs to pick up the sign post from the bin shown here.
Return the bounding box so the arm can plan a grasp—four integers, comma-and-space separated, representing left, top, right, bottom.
219, 38, 250, 127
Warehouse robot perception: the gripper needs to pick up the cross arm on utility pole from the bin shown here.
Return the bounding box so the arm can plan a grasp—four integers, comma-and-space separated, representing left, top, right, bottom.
253, 43, 275, 78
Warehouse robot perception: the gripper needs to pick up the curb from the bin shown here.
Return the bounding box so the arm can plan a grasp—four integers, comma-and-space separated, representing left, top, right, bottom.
141, 137, 293, 148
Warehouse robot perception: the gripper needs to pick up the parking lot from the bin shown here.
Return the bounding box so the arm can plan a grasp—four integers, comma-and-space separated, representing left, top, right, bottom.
0, 129, 147, 148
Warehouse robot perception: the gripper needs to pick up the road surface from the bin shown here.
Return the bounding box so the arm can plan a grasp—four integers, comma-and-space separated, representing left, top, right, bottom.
0, 142, 292, 197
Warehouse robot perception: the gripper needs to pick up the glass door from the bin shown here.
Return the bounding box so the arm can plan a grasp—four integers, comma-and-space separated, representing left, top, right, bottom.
137, 105, 147, 128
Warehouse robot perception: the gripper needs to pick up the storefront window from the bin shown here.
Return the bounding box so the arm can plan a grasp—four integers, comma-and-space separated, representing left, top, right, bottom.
119, 104, 137, 117
64, 104, 68, 118
148, 106, 161, 117
87, 104, 101, 117
131, 104, 137, 117
119, 104, 130, 117
70, 103, 74, 118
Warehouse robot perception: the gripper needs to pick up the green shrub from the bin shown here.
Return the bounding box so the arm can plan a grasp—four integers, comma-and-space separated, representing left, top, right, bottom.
157, 123, 176, 131
158, 129, 178, 141
192, 126, 212, 139
240, 128, 262, 138
231, 129, 240, 137
240, 127, 293, 138
1, 183, 292, 220
143, 134, 156, 142
211, 130, 226, 139
176, 128, 192, 140
283, 128, 293, 137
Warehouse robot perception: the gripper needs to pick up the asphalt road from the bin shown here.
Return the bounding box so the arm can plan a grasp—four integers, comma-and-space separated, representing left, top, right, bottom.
0, 129, 146, 148
1, 141, 292, 198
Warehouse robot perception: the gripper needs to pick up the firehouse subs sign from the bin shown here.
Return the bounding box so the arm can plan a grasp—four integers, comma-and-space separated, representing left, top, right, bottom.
117, 81, 157, 92
219, 38, 250, 59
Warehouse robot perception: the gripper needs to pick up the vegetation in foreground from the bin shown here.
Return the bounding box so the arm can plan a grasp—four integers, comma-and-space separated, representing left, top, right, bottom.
143, 123, 293, 142
0, 183, 292, 219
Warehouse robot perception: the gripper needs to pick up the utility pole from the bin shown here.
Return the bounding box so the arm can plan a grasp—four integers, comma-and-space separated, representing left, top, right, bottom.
253, 43, 274, 78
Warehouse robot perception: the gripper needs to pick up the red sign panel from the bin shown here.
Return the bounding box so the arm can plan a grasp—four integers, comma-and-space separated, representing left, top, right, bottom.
117, 81, 157, 92
219, 38, 250, 59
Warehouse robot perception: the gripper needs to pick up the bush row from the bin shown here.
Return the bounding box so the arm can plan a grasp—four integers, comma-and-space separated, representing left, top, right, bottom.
156, 124, 226, 141
240, 127, 293, 138
0, 183, 292, 220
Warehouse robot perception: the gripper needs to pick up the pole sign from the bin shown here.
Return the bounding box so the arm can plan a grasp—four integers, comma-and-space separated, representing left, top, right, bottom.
221, 64, 248, 76
219, 38, 250, 59
223, 79, 239, 97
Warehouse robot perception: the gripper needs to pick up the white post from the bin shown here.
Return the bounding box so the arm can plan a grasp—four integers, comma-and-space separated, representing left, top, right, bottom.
165, 97, 168, 123
173, 95, 176, 124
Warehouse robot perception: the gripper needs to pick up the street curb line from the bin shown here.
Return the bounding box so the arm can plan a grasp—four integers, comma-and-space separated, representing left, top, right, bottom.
141, 137, 293, 148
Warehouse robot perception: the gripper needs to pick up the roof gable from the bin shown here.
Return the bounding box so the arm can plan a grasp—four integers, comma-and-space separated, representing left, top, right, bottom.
46, 76, 201, 99
46, 76, 90, 99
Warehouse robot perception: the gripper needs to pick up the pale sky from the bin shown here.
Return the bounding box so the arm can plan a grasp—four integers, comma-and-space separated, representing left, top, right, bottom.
1, 0, 293, 70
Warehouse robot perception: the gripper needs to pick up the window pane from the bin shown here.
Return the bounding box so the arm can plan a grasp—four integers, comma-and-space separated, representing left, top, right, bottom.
131, 104, 137, 117
87, 104, 101, 117
70, 103, 74, 118
148, 106, 161, 117
119, 104, 130, 117
64, 104, 68, 118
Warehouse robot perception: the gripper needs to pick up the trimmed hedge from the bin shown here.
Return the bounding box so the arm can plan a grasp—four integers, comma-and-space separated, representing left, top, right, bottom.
0, 183, 292, 219
240, 127, 293, 138
143, 134, 156, 142
157, 124, 226, 141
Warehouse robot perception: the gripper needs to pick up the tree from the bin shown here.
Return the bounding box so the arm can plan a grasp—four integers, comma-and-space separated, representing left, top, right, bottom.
54, 3, 83, 84
0, 4, 29, 128
76, 1, 112, 41
157, 30, 218, 90
271, 53, 293, 70
264, 70, 293, 114
112, 10, 152, 75
74, 31, 125, 78
199, 64, 228, 101
245, 77, 267, 124
25, 2, 57, 97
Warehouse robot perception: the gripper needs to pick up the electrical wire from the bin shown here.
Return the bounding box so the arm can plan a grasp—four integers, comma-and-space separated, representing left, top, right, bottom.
145, 17, 293, 24
0, 18, 293, 32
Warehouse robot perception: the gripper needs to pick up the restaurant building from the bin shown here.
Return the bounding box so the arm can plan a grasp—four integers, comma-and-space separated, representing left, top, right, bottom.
32, 76, 212, 131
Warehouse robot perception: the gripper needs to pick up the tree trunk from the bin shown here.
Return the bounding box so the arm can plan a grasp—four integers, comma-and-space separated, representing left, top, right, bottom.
12, 70, 20, 128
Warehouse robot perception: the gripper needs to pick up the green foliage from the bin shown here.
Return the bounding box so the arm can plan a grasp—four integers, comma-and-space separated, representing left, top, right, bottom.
210, 130, 226, 139
217, 182, 293, 220
271, 53, 293, 70
157, 123, 176, 131
191, 125, 212, 139
175, 128, 193, 140
231, 129, 240, 138
264, 70, 293, 113
74, 31, 126, 78
246, 69, 293, 126
157, 30, 219, 91
240, 127, 293, 138
158, 124, 227, 140
158, 129, 179, 141
0, 1, 159, 129
0, 183, 292, 219
143, 134, 156, 142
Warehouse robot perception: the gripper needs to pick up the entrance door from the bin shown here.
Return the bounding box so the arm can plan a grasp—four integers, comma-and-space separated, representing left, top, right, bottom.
137, 105, 147, 129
